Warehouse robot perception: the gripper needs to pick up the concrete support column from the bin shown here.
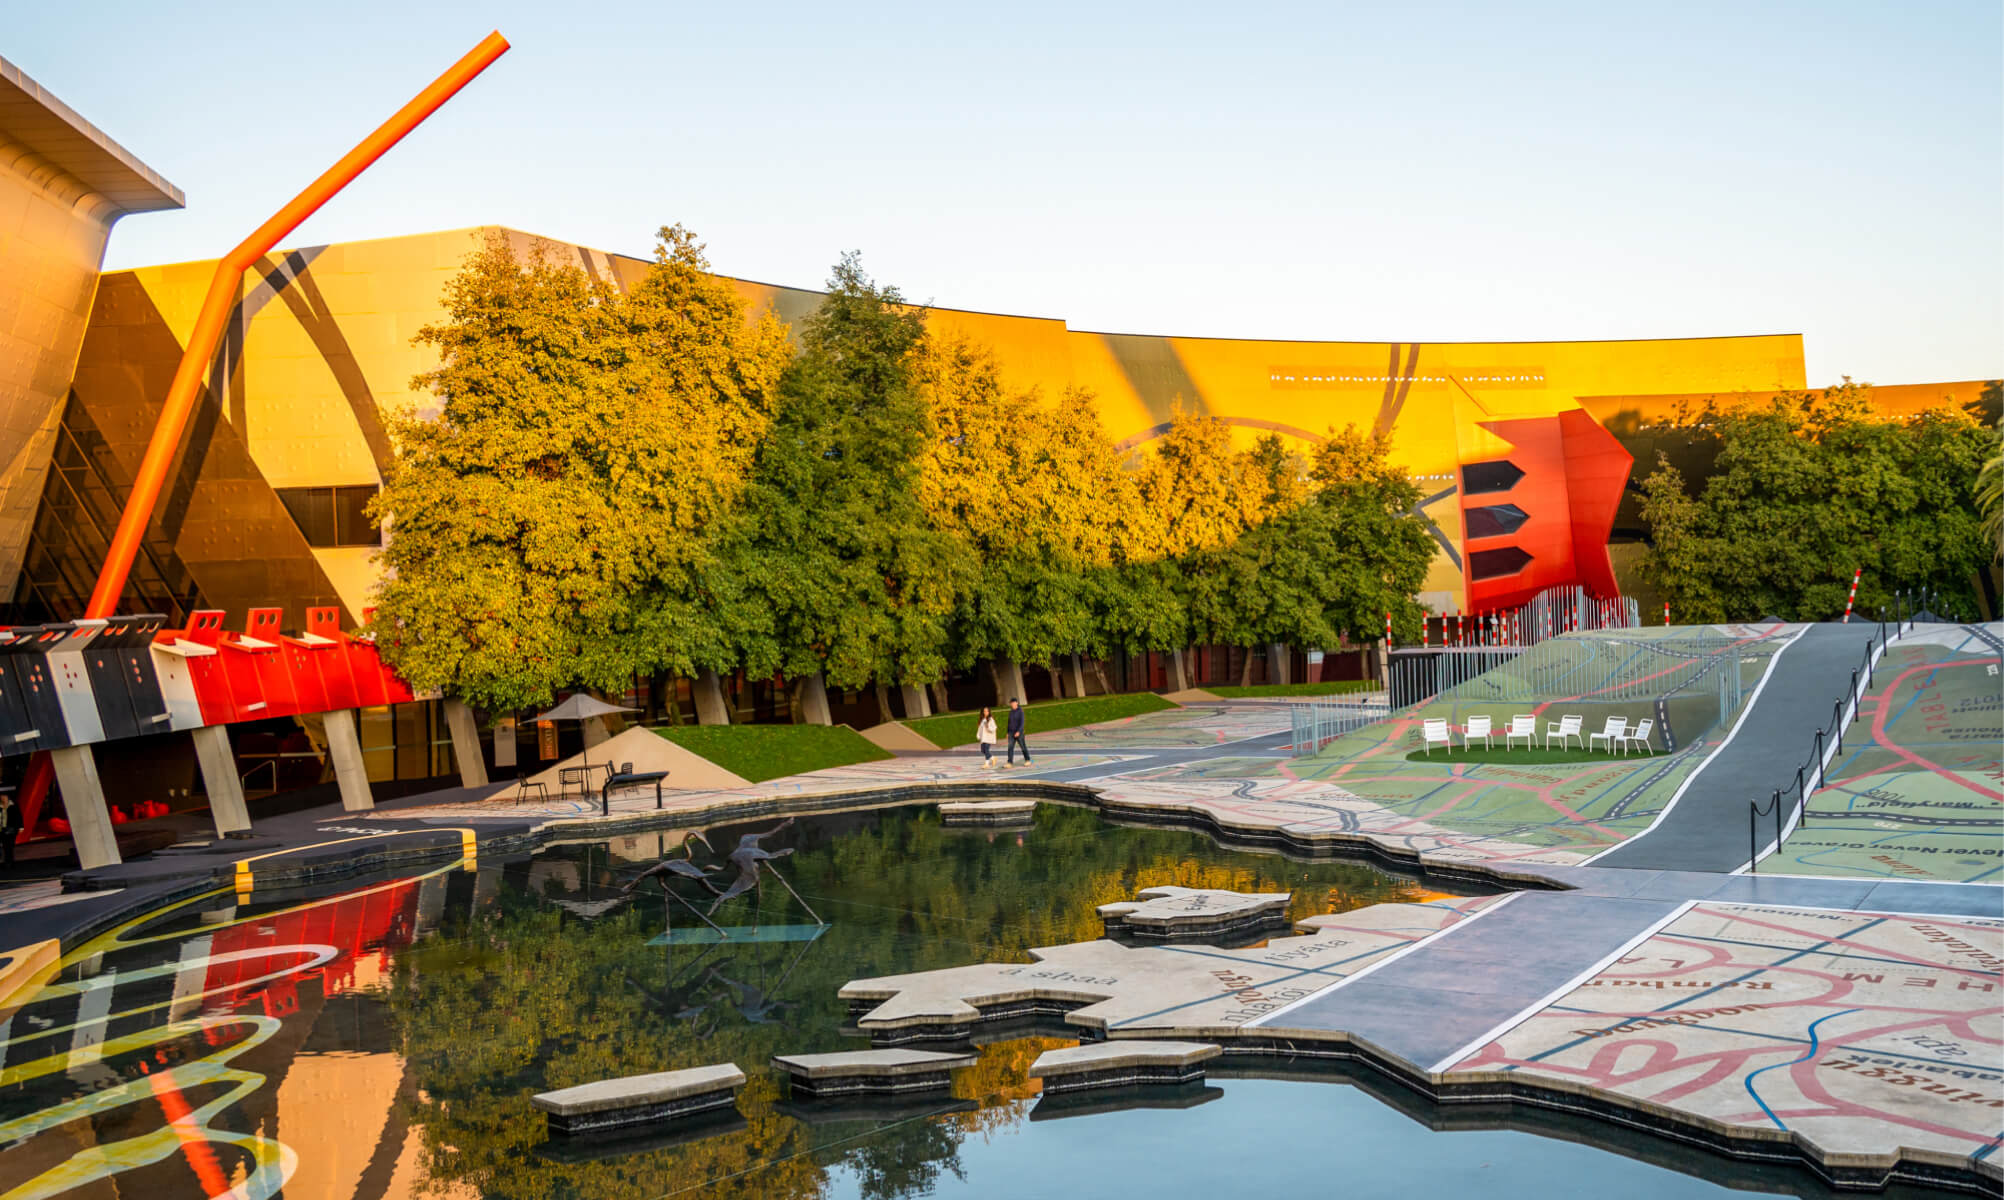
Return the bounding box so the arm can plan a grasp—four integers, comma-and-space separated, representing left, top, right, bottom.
583, 714, 610, 751
1268, 643, 1291, 686
444, 700, 489, 788
323, 709, 375, 812
1166, 648, 1191, 692
993, 659, 1027, 706
493, 716, 518, 770
49, 745, 119, 869
800, 673, 833, 725
190, 725, 252, 837
1066, 655, 1089, 698
899, 683, 932, 719
694, 669, 731, 725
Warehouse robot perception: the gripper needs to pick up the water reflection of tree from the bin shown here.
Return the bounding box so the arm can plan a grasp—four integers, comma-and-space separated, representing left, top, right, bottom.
389, 806, 1423, 1199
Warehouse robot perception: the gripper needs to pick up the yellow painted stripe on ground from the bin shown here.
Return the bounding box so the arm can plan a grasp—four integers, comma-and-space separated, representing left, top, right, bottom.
0, 939, 61, 1014
231, 827, 478, 892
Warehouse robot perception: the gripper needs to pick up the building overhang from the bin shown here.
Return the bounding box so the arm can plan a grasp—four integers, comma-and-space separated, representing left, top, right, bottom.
0, 53, 182, 214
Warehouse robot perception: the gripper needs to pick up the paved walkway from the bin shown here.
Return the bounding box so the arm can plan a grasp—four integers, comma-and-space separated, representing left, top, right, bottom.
1594, 622, 1884, 872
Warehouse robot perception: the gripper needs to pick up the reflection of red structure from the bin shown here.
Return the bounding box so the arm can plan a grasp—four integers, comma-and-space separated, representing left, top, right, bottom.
1460, 411, 1631, 611
198, 878, 422, 1018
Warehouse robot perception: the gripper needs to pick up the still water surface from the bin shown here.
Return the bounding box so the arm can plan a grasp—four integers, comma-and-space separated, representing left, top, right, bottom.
0, 805, 1903, 1198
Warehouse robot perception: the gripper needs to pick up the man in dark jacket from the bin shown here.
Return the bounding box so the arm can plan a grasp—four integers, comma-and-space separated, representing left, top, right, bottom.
0, 790, 21, 869
1005, 698, 1032, 767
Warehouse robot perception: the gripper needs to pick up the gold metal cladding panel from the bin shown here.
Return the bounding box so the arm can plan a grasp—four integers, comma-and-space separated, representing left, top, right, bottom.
0, 147, 122, 597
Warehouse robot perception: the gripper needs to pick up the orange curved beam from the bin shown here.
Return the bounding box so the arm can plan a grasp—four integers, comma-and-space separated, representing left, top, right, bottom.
84, 29, 510, 618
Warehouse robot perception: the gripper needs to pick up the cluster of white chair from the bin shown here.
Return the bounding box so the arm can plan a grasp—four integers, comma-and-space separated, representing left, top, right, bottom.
1420, 714, 1655, 755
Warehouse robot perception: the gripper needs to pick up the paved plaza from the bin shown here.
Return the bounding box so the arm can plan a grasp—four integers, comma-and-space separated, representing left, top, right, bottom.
3, 621, 1998, 1191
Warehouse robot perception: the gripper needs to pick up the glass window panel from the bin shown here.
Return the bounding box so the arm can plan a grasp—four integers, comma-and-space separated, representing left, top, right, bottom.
334, 486, 382, 546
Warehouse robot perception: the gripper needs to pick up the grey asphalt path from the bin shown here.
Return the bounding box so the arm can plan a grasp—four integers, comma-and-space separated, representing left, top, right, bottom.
1252, 890, 1687, 1070
1592, 622, 1886, 873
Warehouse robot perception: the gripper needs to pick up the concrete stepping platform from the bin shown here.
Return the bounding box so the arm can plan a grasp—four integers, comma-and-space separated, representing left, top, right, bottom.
1029, 1039, 1221, 1093
531, 1063, 745, 1136
772, 1048, 978, 1097
938, 799, 1037, 826
1098, 885, 1292, 940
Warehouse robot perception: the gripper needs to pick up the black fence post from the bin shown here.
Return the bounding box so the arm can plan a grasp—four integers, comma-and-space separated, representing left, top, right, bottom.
1774, 788, 1784, 858
1749, 801, 1758, 874
1814, 728, 1826, 792
1796, 765, 1808, 826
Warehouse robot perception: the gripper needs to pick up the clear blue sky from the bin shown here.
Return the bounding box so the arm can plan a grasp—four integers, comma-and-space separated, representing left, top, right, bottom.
10, 0, 2000, 387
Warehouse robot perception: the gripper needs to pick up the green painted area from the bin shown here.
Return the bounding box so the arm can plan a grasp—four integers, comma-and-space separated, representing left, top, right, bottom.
904, 693, 1175, 749
653, 724, 892, 782
1765, 626, 2002, 883
1402, 746, 1655, 765
1209, 680, 1376, 698
1256, 640, 1778, 854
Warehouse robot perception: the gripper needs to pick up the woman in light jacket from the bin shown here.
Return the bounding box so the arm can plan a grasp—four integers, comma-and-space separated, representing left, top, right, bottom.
975, 707, 998, 769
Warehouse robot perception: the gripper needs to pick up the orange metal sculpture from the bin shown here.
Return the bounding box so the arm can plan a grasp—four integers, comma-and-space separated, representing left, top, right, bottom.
15, 31, 509, 844
84, 29, 510, 618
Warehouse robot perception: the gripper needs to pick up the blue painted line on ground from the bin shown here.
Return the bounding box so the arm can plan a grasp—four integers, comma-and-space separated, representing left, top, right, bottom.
1743, 1008, 1859, 1130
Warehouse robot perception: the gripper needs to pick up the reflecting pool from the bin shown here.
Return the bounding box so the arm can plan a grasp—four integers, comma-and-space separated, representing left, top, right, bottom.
0, 804, 1920, 1198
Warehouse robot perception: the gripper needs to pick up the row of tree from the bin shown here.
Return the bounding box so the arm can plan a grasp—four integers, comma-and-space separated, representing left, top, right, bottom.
369, 230, 1434, 713
1635, 381, 1998, 624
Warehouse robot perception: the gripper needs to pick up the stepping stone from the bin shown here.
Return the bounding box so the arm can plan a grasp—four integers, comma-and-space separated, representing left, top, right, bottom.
531, 1063, 745, 1136
1028, 1040, 1220, 1094
771, 1048, 978, 1098
1097, 885, 1291, 940
938, 799, 1037, 827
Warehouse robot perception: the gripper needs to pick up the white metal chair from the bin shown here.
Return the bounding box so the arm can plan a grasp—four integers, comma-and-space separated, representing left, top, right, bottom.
1505, 714, 1536, 750
1545, 714, 1583, 750
1421, 718, 1452, 756
1462, 715, 1493, 750
1621, 718, 1656, 755
1588, 716, 1629, 754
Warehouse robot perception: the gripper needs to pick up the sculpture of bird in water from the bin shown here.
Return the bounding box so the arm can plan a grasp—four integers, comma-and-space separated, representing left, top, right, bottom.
706, 818, 799, 915
622, 831, 720, 895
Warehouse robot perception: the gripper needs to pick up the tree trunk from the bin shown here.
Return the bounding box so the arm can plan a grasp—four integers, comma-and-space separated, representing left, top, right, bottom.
1093, 656, 1113, 695
1268, 643, 1291, 686
1240, 647, 1256, 688
874, 683, 894, 724
694, 669, 730, 725
800, 673, 833, 725
929, 681, 950, 714
1166, 648, 1191, 692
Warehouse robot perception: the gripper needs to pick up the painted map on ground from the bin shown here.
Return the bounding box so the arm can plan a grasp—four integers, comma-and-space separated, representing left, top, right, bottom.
1769, 623, 2003, 883
1445, 902, 2004, 1163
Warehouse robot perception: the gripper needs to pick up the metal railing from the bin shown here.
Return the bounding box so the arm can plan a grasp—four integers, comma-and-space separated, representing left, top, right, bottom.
1746, 594, 1928, 873
1290, 701, 1392, 753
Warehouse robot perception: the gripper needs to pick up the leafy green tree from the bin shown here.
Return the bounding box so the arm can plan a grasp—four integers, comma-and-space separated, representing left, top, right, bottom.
718, 254, 972, 692
367, 230, 790, 711
1637, 382, 1990, 622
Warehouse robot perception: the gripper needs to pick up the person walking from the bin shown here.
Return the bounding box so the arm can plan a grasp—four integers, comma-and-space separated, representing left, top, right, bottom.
975, 707, 998, 769
1005, 698, 1032, 767
0, 790, 20, 870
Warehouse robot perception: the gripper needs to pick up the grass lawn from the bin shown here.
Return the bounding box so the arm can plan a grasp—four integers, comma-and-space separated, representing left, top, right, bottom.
1402, 744, 1656, 765
1210, 680, 1377, 698
654, 724, 891, 783
904, 693, 1176, 749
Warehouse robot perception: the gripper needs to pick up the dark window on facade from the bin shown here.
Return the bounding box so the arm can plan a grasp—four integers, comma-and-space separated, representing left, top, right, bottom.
1464, 503, 1529, 539
1461, 459, 1524, 495
277, 485, 381, 547
1468, 546, 1533, 580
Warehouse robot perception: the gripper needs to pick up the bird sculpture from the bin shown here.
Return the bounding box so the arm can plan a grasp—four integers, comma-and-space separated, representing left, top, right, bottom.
706, 818, 799, 915
622, 831, 720, 895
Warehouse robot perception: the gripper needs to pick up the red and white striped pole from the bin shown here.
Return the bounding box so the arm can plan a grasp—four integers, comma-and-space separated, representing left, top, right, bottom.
1662, 601, 1670, 626
1385, 610, 1392, 648
1841, 568, 1862, 623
